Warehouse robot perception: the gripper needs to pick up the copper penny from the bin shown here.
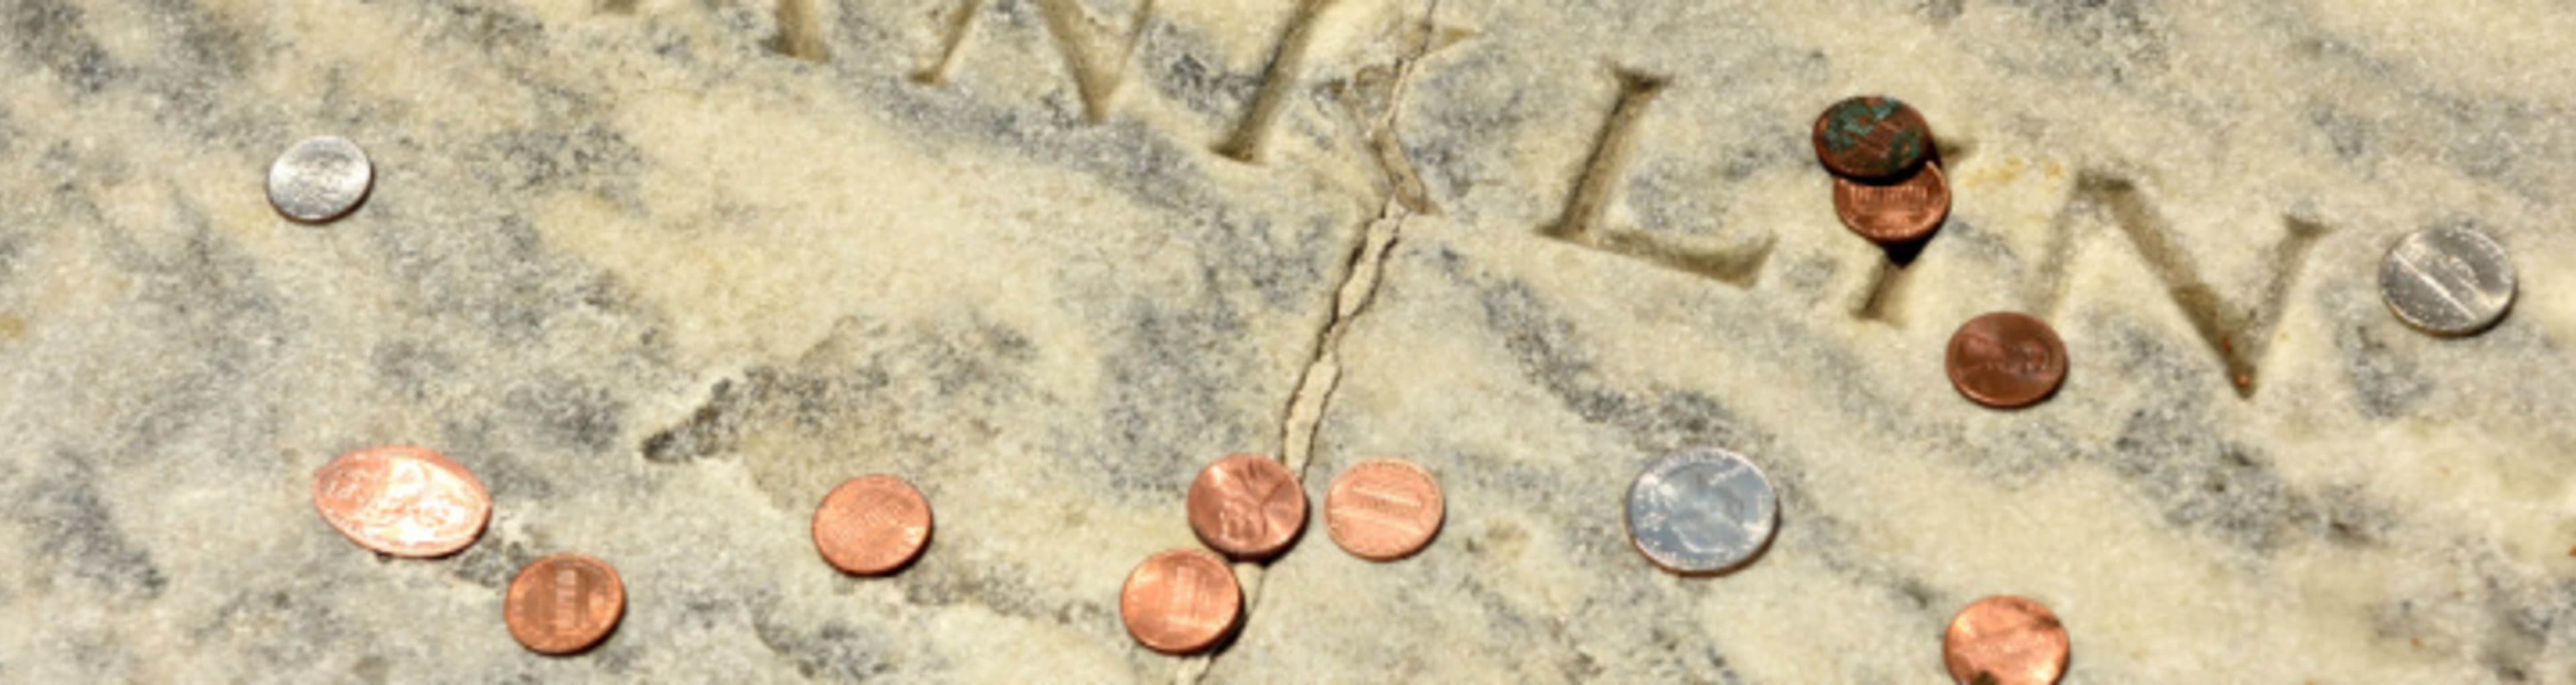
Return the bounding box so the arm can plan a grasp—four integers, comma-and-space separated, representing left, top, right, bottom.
1324, 459, 1444, 562
504, 554, 626, 655
1833, 161, 1951, 244
1945, 312, 2068, 409
1186, 454, 1307, 560
1119, 549, 1241, 655
811, 474, 933, 576
1812, 95, 1933, 180
1944, 595, 2070, 685
311, 445, 492, 558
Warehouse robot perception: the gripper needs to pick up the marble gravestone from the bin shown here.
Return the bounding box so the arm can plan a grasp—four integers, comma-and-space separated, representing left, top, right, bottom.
2, 0, 2573, 681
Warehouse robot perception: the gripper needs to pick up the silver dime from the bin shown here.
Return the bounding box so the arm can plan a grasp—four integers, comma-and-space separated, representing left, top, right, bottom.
2379, 225, 2515, 336
266, 136, 373, 223
1625, 447, 1777, 575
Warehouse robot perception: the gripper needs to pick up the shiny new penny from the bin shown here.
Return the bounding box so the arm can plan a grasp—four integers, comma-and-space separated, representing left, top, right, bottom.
1119, 549, 1242, 655
505, 554, 626, 655
1945, 312, 2068, 409
1187, 454, 1307, 560
311, 445, 491, 558
1325, 459, 1445, 562
811, 474, 933, 576
1813, 96, 1933, 180
1834, 162, 1951, 244
2379, 225, 2516, 337
267, 136, 373, 223
1944, 596, 2070, 685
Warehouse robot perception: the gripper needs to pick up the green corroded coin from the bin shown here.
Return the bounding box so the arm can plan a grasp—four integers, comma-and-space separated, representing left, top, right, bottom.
1811, 96, 1932, 180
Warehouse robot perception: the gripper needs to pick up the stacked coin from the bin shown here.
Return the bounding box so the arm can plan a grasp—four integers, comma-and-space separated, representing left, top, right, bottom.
1813, 96, 1951, 245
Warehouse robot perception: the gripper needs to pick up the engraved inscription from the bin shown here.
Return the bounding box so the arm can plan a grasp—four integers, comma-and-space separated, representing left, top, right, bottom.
1544, 70, 1772, 286
2027, 174, 2329, 397
1216, 0, 1339, 162
914, 0, 1157, 121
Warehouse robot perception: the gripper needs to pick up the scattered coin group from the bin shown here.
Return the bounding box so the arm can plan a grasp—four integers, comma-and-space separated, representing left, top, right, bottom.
1815, 95, 1952, 245
1118, 454, 1452, 653
285, 81, 2527, 679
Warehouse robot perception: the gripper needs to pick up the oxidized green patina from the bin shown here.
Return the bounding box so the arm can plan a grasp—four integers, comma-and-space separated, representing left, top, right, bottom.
1815, 96, 1930, 179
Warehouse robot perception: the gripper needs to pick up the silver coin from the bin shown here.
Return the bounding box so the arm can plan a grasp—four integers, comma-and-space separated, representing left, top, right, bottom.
1625, 447, 1777, 575
266, 136, 373, 223
2379, 225, 2515, 336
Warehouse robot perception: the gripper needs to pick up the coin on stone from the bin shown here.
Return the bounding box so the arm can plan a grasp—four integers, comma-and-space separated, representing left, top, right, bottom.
2379, 225, 2516, 336
505, 554, 627, 655
1187, 454, 1307, 560
1945, 312, 2068, 409
811, 474, 933, 576
266, 136, 374, 223
1812, 96, 1933, 180
1325, 458, 1444, 562
1943, 595, 2070, 685
1120, 549, 1241, 655
311, 445, 491, 558
1625, 447, 1777, 575
1833, 161, 1951, 244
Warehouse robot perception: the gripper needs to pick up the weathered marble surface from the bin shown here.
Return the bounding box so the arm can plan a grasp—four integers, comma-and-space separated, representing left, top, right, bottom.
3, 0, 2573, 682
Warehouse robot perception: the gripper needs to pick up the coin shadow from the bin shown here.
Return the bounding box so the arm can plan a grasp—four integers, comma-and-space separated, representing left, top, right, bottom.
1879, 232, 1932, 267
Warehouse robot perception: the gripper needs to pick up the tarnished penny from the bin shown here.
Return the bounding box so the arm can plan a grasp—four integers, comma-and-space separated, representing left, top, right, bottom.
311, 445, 491, 558
1187, 454, 1307, 560
1324, 459, 1444, 562
1625, 447, 1778, 575
1813, 96, 1933, 180
1945, 312, 2068, 409
1119, 549, 1242, 655
811, 474, 933, 576
504, 554, 626, 655
2379, 225, 2516, 336
1833, 162, 1951, 244
266, 136, 373, 223
1944, 596, 2070, 685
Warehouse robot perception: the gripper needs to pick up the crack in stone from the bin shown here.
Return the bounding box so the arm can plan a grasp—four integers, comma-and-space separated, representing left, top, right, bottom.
1173, 1, 1448, 680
